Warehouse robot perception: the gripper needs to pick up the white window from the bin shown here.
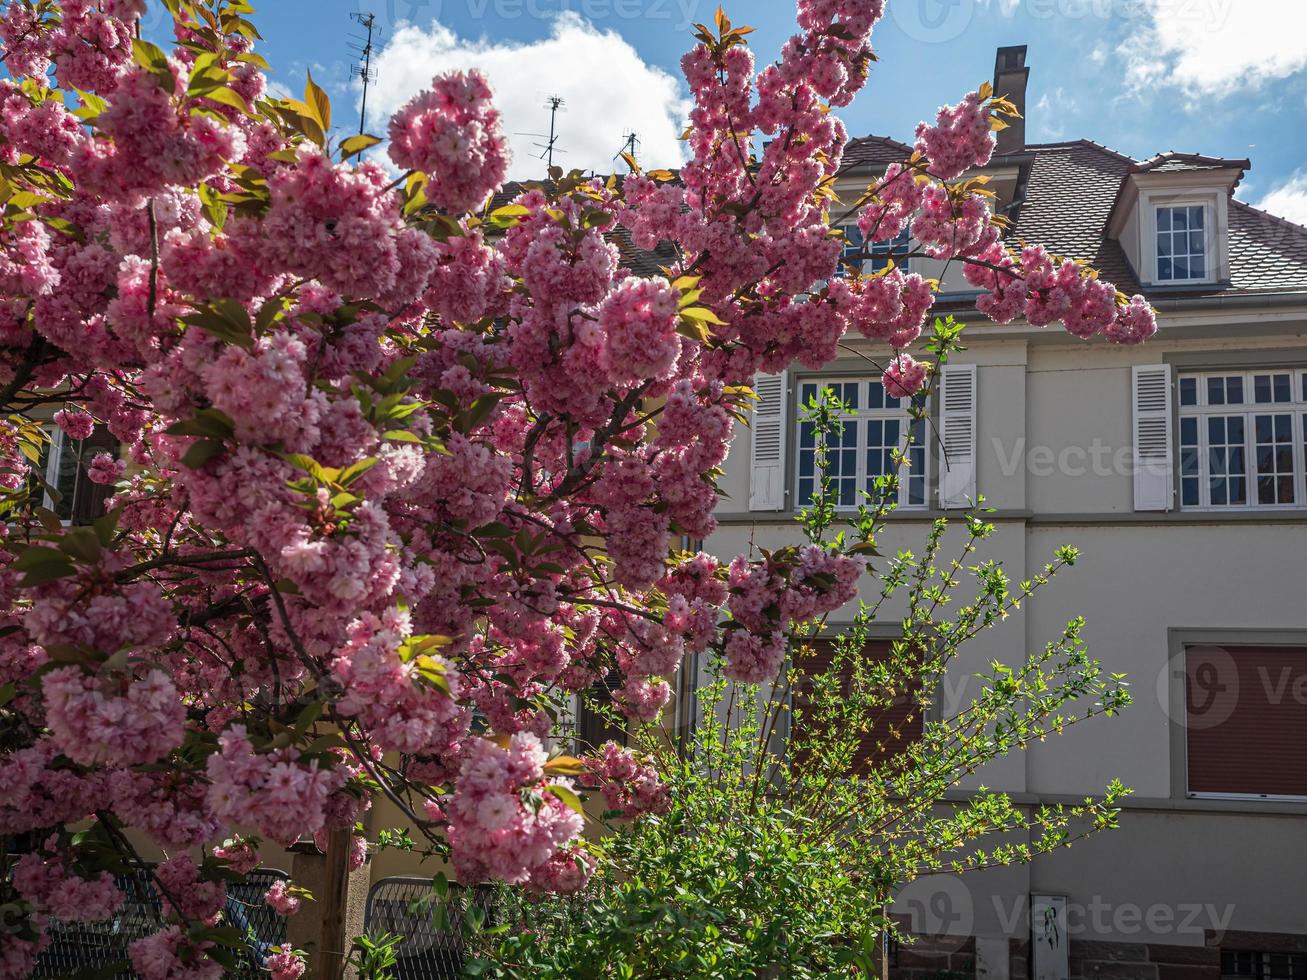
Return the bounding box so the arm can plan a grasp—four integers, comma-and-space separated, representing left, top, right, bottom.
1156, 204, 1208, 282
1177, 369, 1307, 510
794, 377, 928, 510
838, 225, 909, 277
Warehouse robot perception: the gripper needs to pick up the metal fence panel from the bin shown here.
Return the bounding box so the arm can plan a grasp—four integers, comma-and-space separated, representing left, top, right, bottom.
363, 877, 495, 980
32, 867, 289, 980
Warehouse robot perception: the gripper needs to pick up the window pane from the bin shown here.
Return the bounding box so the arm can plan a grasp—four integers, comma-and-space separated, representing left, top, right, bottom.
1189, 231, 1204, 255
1157, 208, 1172, 231
1207, 377, 1225, 405
1158, 235, 1172, 257
1206, 415, 1247, 507
1180, 377, 1198, 406
1227, 376, 1244, 404
1180, 414, 1200, 507
867, 381, 885, 410
1255, 413, 1296, 505
1189, 206, 1204, 229
1190, 256, 1205, 279
1255, 374, 1273, 403
1158, 258, 1173, 280
1173, 208, 1188, 230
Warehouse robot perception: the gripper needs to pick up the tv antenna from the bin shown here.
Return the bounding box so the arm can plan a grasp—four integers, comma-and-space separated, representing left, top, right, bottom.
615, 130, 640, 164
516, 95, 566, 172
348, 12, 378, 134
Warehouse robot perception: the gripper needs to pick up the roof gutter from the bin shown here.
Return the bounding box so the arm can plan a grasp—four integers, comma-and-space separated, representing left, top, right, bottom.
1149, 292, 1307, 312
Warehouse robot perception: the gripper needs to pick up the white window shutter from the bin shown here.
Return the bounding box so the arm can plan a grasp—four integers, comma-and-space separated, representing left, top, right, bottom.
938, 364, 977, 510
1133, 364, 1174, 511
749, 371, 788, 511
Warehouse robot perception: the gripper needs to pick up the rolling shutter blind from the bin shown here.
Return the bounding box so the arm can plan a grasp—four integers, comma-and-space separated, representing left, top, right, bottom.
1132, 364, 1173, 511
71, 425, 119, 525
749, 370, 788, 511
938, 364, 977, 509
792, 639, 923, 774
1186, 645, 1307, 798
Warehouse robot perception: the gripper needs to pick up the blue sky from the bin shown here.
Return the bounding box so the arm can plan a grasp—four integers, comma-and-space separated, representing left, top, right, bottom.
150, 0, 1307, 222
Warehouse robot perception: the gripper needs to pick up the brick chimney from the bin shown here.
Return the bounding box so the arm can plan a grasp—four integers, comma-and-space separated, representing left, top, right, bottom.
993, 45, 1028, 155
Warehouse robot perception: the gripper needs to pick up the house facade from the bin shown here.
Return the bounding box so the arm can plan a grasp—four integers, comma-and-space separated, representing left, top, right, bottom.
704, 46, 1307, 980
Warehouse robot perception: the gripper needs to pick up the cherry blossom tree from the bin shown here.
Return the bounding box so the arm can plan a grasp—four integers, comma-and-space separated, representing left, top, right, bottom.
0, 0, 1155, 976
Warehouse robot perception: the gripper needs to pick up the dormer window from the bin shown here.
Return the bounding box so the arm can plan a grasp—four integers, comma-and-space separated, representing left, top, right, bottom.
1155, 204, 1208, 282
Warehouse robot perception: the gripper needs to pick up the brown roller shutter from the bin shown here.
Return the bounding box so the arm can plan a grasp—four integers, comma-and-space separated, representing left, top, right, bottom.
69, 425, 119, 525
576, 672, 627, 751
792, 638, 923, 774
1186, 645, 1307, 798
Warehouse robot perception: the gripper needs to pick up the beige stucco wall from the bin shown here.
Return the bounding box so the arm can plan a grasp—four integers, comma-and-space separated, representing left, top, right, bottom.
706, 311, 1307, 946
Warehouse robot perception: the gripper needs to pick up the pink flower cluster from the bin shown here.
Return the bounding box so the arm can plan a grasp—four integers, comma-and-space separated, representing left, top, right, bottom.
966, 243, 1157, 343
329, 608, 467, 755
444, 733, 586, 888
13, 851, 124, 924
264, 879, 302, 917
129, 926, 223, 980
723, 547, 863, 682
914, 89, 995, 181
205, 725, 347, 846
597, 277, 681, 385
265, 950, 307, 980
388, 70, 509, 213
584, 741, 670, 818
41, 666, 185, 766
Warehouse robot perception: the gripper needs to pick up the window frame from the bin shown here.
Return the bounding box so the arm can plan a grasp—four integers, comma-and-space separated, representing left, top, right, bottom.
1176, 368, 1307, 513
792, 376, 930, 513
837, 224, 910, 277
1154, 202, 1212, 284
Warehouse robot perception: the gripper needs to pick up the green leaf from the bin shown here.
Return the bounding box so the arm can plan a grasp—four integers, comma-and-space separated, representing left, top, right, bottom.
12, 546, 74, 571
546, 784, 585, 816
58, 527, 102, 564
340, 133, 382, 161
196, 85, 249, 114
304, 70, 331, 133
131, 38, 174, 93
181, 440, 226, 469
680, 306, 728, 326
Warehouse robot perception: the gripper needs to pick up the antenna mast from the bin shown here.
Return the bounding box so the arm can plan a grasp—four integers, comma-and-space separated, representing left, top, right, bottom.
349, 12, 378, 135
540, 95, 565, 170
615, 130, 641, 165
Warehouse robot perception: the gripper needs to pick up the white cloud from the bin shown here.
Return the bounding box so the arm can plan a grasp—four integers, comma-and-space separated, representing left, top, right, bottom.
1256, 172, 1307, 227
1033, 86, 1079, 140
1119, 0, 1307, 97
366, 13, 690, 181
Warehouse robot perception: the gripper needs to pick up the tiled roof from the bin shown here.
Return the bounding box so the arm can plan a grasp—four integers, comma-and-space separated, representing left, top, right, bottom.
843, 134, 913, 169
486, 139, 1307, 299
1010, 140, 1142, 292
850, 137, 1307, 300
1131, 151, 1251, 176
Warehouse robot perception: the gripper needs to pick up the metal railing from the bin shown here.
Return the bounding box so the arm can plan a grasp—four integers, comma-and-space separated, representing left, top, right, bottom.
31, 867, 290, 979
362, 876, 498, 980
